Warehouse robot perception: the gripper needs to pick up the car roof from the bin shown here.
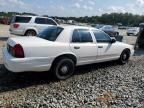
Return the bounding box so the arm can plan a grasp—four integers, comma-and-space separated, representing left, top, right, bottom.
14, 15, 52, 19
59, 25, 98, 30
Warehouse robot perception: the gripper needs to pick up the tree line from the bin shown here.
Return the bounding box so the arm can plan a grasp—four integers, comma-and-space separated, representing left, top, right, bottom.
0, 12, 37, 18
0, 12, 144, 26
58, 13, 144, 27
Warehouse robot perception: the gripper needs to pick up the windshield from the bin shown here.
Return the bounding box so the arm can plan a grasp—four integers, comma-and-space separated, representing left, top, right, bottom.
38, 26, 64, 41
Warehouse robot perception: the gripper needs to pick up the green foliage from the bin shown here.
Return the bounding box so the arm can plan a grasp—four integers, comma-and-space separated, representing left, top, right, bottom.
0, 12, 37, 17
54, 13, 144, 26
0, 12, 144, 26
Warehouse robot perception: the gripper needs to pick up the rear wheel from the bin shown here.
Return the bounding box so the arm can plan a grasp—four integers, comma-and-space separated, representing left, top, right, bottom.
52, 58, 75, 80
119, 49, 130, 64
25, 30, 36, 36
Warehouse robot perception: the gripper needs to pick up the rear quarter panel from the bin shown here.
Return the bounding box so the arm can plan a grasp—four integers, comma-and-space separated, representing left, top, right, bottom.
22, 42, 76, 64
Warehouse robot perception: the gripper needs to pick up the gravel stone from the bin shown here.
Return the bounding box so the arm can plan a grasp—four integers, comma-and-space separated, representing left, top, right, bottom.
0, 49, 144, 107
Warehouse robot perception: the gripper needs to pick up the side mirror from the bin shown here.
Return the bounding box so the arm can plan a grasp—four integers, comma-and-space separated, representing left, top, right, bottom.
110, 37, 116, 43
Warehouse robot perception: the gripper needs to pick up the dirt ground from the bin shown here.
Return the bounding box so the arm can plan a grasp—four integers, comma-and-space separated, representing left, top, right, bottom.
0, 25, 10, 46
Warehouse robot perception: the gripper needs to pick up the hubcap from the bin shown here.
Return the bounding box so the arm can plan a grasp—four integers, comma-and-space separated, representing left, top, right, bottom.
60, 66, 68, 74
123, 54, 127, 60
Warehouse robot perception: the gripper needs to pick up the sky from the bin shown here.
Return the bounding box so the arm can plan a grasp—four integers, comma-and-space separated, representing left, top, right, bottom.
0, 0, 144, 17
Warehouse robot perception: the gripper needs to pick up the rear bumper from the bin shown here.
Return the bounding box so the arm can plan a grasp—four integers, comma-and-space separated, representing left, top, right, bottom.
2, 48, 52, 73
9, 28, 25, 36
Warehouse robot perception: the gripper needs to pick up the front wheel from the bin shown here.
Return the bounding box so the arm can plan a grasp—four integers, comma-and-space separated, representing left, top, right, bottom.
119, 49, 130, 64
53, 58, 75, 80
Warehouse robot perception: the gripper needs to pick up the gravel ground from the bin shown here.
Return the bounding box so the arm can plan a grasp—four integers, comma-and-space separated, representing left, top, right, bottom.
0, 25, 144, 108
0, 54, 144, 108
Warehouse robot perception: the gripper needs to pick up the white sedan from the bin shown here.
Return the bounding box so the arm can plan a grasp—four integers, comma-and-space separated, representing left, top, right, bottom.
3, 26, 134, 80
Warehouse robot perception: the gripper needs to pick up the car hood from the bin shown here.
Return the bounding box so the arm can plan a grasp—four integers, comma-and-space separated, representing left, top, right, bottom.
7, 36, 54, 47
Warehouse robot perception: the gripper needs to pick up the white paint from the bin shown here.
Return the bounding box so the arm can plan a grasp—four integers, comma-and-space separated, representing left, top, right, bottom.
3, 25, 134, 72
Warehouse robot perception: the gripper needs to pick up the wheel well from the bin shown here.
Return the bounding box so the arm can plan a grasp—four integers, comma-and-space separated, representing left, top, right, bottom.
24, 29, 37, 35
52, 54, 77, 66
124, 48, 131, 54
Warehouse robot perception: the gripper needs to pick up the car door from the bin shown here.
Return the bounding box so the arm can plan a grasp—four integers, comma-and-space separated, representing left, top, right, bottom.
92, 30, 120, 60
70, 29, 98, 65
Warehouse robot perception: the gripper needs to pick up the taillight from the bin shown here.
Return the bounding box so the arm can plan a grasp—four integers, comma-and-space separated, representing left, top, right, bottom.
12, 44, 24, 58
13, 23, 20, 28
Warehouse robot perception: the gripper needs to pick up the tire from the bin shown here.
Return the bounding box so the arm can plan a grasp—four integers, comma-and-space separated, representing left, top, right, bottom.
25, 30, 36, 36
119, 49, 130, 64
52, 58, 75, 80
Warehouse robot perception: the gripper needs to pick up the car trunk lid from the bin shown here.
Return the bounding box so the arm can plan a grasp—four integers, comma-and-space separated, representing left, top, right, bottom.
7, 36, 52, 47
7, 36, 55, 57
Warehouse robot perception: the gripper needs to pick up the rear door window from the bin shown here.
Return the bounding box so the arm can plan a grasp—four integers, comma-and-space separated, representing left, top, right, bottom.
14, 16, 32, 23
79, 29, 93, 43
72, 29, 93, 43
72, 30, 81, 42
46, 19, 57, 25
35, 18, 46, 24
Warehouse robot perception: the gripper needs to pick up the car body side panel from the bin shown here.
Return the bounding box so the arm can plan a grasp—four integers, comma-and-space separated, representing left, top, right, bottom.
4, 26, 134, 73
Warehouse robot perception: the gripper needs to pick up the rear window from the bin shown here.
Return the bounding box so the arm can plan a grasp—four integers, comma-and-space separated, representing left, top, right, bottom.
12, 16, 32, 23
38, 26, 63, 41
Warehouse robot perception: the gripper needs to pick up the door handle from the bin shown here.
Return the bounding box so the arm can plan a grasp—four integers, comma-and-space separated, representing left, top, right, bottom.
74, 46, 80, 49
98, 46, 103, 48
